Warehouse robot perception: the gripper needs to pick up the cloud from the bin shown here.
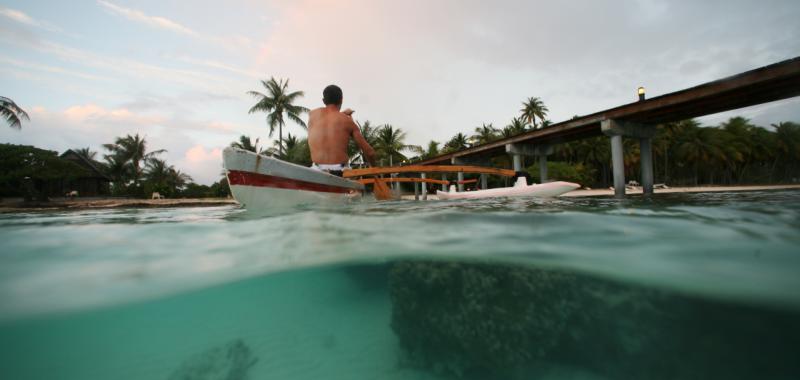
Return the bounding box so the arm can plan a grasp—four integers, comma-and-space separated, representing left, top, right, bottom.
0, 6, 61, 32
0, 57, 111, 82
181, 145, 224, 184
63, 104, 163, 125
185, 145, 222, 163
97, 0, 197, 37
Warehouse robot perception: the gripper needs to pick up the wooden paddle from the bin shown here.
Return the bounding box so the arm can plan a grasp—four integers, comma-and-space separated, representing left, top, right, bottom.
372, 178, 394, 201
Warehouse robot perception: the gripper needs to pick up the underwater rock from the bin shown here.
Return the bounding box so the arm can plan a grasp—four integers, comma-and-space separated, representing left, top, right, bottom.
167, 339, 258, 380
389, 260, 800, 379
389, 261, 579, 378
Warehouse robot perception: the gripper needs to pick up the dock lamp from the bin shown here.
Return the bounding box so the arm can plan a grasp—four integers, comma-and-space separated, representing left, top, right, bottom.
638, 86, 646, 101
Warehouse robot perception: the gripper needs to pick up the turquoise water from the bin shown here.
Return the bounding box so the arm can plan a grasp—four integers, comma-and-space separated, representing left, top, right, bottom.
1, 190, 800, 379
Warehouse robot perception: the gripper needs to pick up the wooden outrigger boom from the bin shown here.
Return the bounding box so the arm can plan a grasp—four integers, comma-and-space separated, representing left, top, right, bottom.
343, 165, 516, 178
356, 177, 450, 186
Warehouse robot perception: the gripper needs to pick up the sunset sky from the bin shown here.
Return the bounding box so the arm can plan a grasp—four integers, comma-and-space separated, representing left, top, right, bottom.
1, 0, 799, 184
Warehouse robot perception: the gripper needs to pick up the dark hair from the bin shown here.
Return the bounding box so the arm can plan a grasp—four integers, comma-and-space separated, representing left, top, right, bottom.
323, 85, 343, 105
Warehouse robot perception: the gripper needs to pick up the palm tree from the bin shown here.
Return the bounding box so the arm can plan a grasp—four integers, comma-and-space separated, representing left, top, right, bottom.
444, 133, 471, 153
654, 119, 698, 184
144, 158, 193, 196
1, 96, 29, 129
471, 123, 499, 145
348, 120, 379, 162
422, 141, 440, 159
676, 125, 724, 185
103, 134, 165, 186
374, 125, 418, 166
144, 157, 171, 185
247, 77, 309, 157
167, 168, 193, 192
772, 121, 800, 180
104, 153, 132, 188
270, 133, 310, 165
520, 97, 548, 129
230, 135, 262, 154
74, 147, 97, 160
502, 117, 528, 138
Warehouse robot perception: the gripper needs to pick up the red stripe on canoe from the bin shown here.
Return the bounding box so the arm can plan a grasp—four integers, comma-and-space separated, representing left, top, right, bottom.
227, 170, 358, 194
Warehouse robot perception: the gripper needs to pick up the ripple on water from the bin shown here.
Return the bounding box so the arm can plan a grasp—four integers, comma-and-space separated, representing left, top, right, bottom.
0, 190, 799, 320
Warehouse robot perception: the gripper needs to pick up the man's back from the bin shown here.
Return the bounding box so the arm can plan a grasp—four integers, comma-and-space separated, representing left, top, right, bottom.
308, 107, 375, 166
307, 107, 353, 165
306, 84, 375, 168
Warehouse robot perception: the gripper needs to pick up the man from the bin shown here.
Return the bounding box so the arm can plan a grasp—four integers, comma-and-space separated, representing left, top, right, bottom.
307, 84, 376, 176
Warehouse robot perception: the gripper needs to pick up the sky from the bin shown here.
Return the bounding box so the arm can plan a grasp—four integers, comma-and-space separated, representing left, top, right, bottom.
1, 0, 799, 184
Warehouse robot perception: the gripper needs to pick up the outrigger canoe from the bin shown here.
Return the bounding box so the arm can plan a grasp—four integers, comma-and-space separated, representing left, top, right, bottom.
223, 147, 363, 213
436, 177, 580, 200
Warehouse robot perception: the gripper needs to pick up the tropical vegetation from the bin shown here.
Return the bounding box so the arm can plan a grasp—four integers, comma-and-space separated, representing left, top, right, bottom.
103, 134, 166, 195
549, 117, 800, 187
230, 135, 262, 154
520, 97, 548, 129
409, 94, 799, 187
0, 144, 89, 200
247, 77, 309, 157
1, 96, 29, 129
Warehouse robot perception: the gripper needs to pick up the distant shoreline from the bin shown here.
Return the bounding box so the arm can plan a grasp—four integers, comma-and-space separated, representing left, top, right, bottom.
563, 184, 800, 197
403, 184, 800, 200
0, 198, 238, 213
2, 184, 799, 212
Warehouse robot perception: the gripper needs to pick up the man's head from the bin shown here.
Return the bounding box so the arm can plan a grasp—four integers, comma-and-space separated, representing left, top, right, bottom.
323, 84, 343, 107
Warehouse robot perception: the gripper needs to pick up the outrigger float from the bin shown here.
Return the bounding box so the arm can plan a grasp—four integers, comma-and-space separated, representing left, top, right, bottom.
223, 147, 579, 213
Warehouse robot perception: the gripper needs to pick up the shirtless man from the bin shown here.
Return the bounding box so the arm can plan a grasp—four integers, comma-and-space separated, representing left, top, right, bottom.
307, 85, 376, 176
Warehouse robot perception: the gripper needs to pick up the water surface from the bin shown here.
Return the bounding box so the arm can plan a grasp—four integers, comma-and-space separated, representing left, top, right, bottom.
1, 190, 799, 379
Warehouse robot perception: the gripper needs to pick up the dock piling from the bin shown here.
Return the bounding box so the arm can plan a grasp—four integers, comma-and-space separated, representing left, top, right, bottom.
421, 173, 428, 200
610, 134, 626, 197
640, 137, 654, 194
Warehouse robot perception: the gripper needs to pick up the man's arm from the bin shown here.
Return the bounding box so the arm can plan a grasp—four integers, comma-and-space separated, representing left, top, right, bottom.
350, 119, 377, 166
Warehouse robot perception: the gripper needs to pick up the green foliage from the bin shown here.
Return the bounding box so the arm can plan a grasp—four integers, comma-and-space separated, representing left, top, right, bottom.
520, 97, 548, 129
142, 158, 192, 198
550, 118, 800, 187
527, 161, 595, 185
0, 144, 90, 196
230, 135, 262, 154
208, 177, 231, 198
1, 96, 29, 129
271, 133, 311, 166
248, 77, 309, 157
179, 177, 230, 198
502, 117, 528, 138
443, 133, 471, 153
373, 125, 419, 166
103, 133, 165, 191
471, 123, 499, 145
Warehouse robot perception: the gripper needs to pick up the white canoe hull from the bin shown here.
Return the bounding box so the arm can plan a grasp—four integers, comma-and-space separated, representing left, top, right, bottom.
223, 147, 364, 214
436, 178, 580, 200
